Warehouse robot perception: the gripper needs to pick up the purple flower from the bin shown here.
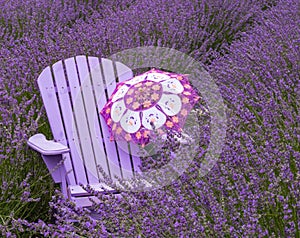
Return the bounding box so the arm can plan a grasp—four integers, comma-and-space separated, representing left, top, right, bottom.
0, 0, 299, 236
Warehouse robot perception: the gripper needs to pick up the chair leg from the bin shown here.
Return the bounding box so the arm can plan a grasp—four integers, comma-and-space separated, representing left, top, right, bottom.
59, 166, 69, 198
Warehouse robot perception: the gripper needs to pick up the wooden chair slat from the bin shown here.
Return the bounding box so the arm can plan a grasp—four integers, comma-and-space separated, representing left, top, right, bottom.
37, 66, 76, 185
75, 56, 102, 183
115, 62, 142, 175
64, 57, 99, 183
96, 58, 124, 180
86, 57, 111, 179
52, 60, 88, 185
102, 59, 137, 180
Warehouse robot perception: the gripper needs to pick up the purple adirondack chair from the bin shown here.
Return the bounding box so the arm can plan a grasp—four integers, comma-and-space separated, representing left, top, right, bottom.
27, 56, 142, 207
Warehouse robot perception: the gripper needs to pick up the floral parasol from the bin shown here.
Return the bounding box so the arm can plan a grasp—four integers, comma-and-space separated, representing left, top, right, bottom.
100, 69, 200, 146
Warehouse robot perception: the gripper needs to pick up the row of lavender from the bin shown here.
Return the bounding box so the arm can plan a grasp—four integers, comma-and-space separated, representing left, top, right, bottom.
1, 0, 299, 236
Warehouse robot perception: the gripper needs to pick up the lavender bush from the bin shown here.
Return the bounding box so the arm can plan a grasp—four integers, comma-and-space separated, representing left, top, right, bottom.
54, 0, 268, 63
207, 1, 300, 236
1, 0, 299, 236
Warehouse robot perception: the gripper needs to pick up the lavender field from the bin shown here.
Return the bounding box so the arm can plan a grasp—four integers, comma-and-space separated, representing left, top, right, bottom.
0, 0, 299, 237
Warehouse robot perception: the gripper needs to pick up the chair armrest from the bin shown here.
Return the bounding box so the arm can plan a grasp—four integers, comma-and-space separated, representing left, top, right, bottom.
27, 133, 70, 155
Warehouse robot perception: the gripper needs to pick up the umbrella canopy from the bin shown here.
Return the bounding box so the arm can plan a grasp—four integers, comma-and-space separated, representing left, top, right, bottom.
100, 69, 200, 146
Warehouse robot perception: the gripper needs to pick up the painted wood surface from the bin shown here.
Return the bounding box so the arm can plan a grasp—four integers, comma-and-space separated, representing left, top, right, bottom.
37, 56, 142, 200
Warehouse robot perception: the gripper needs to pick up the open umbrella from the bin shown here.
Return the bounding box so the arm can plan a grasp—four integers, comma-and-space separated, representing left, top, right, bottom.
100, 68, 200, 146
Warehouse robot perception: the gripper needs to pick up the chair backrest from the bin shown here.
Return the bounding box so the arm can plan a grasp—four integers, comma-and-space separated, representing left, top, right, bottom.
37, 56, 142, 186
